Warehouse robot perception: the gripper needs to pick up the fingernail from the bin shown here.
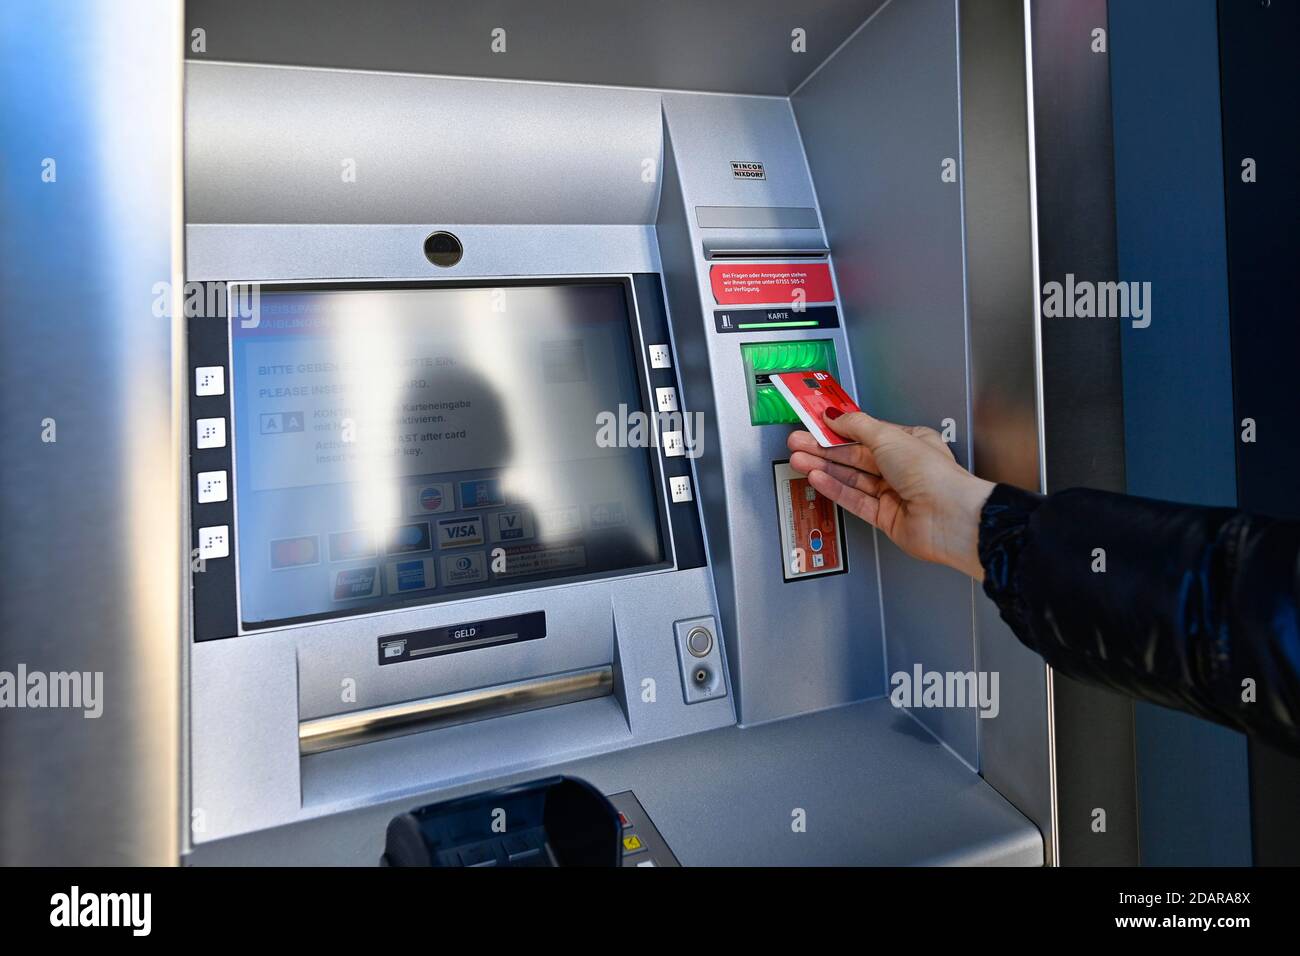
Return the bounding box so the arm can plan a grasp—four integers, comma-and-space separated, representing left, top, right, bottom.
824, 407, 843, 420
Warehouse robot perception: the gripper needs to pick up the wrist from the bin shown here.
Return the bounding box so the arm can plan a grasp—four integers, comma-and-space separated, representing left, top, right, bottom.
949, 472, 996, 581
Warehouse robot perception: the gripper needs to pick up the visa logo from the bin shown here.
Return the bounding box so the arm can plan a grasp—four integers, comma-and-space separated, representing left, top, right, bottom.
437, 516, 484, 549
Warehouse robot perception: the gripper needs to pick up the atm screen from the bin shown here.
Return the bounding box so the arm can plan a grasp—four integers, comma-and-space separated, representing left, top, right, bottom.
229, 280, 667, 628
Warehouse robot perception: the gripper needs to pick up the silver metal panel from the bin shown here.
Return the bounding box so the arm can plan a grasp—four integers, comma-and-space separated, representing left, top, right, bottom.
664, 96, 824, 211
186, 224, 661, 281
191, 631, 303, 840
185, 62, 664, 225
957, 0, 1055, 863
792, 0, 978, 764
184, 0, 889, 96
0, 0, 183, 865
658, 93, 885, 725
696, 206, 822, 229
191, 698, 1042, 866
294, 584, 621, 722
300, 697, 635, 817
191, 559, 731, 840
1025, 0, 1136, 867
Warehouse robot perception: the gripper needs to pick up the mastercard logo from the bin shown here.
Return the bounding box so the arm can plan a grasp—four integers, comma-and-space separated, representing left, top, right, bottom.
270, 535, 319, 569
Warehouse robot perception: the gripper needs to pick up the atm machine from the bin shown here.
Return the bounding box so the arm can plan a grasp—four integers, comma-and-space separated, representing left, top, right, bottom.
177, 0, 1052, 866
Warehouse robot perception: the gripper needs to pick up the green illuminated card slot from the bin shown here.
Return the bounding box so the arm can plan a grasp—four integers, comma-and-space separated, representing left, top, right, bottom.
740, 340, 839, 426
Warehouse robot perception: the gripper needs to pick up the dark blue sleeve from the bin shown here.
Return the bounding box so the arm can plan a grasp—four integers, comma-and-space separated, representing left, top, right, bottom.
978, 483, 1300, 756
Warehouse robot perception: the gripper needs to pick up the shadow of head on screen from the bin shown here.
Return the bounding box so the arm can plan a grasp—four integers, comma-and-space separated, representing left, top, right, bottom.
419, 362, 663, 574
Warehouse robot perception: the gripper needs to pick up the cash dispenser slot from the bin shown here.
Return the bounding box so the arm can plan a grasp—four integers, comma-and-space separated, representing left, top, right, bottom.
298, 665, 614, 755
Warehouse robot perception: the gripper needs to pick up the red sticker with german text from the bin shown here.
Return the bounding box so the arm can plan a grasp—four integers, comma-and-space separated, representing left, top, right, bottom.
709, 263, 834, 305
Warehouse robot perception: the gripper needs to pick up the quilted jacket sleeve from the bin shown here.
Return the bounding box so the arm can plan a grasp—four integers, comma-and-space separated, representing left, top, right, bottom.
978, 483, 1300, 756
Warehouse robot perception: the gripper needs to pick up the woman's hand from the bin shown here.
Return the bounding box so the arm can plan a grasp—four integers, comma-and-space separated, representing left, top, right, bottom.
787, 410, 995, 580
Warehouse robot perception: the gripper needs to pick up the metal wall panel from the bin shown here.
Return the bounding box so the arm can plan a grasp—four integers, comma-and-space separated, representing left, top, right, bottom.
1028, 0, 1138, 866
0, 0, 184, 865
184, 0, 887, 96
185, 62, 664, 225
792, 0, 979, 764
956, 0, 1056, 860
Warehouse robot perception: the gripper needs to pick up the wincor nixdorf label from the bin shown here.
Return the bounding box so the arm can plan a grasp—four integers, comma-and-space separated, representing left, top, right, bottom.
377, 610, 546, 665
731, 160, 765, 180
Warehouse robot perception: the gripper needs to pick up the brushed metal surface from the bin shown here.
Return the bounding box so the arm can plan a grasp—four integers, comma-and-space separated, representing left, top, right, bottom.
194, 697, 1043, 866
794, 0, 978, 764
657, 92, 886, 726
184, 0, 889, 96
1027, 0, 1137, 867
299, 666, 614, 755
956, 0, 1056, 861
185, 62, 664, 225
185, 224, 662, 281
696, 206, 822, 229
190, 536, 730, 840
0, 0, 184, 865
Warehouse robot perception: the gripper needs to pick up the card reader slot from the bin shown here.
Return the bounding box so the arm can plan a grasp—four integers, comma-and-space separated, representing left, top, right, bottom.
298, 665, 614, 755
741, 340, 840, 426
703, 247, 830, 260
701, 234, 829, 260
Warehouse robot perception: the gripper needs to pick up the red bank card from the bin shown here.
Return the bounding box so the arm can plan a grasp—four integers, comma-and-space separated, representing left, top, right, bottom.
769, 370, 861, 448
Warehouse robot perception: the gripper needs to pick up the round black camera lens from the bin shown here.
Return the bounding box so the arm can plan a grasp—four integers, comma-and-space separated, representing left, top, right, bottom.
423, 231, 463, 267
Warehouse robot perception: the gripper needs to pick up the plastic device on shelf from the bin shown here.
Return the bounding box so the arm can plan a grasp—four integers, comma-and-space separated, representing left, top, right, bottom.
382, 776, 623, 867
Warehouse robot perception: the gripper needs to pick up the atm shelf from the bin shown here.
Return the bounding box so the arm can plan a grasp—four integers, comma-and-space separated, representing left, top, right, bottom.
187, 697, 1042, 867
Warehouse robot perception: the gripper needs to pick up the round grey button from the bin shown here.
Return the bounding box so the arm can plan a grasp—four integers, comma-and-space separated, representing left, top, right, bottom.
686, 627, 713, 658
